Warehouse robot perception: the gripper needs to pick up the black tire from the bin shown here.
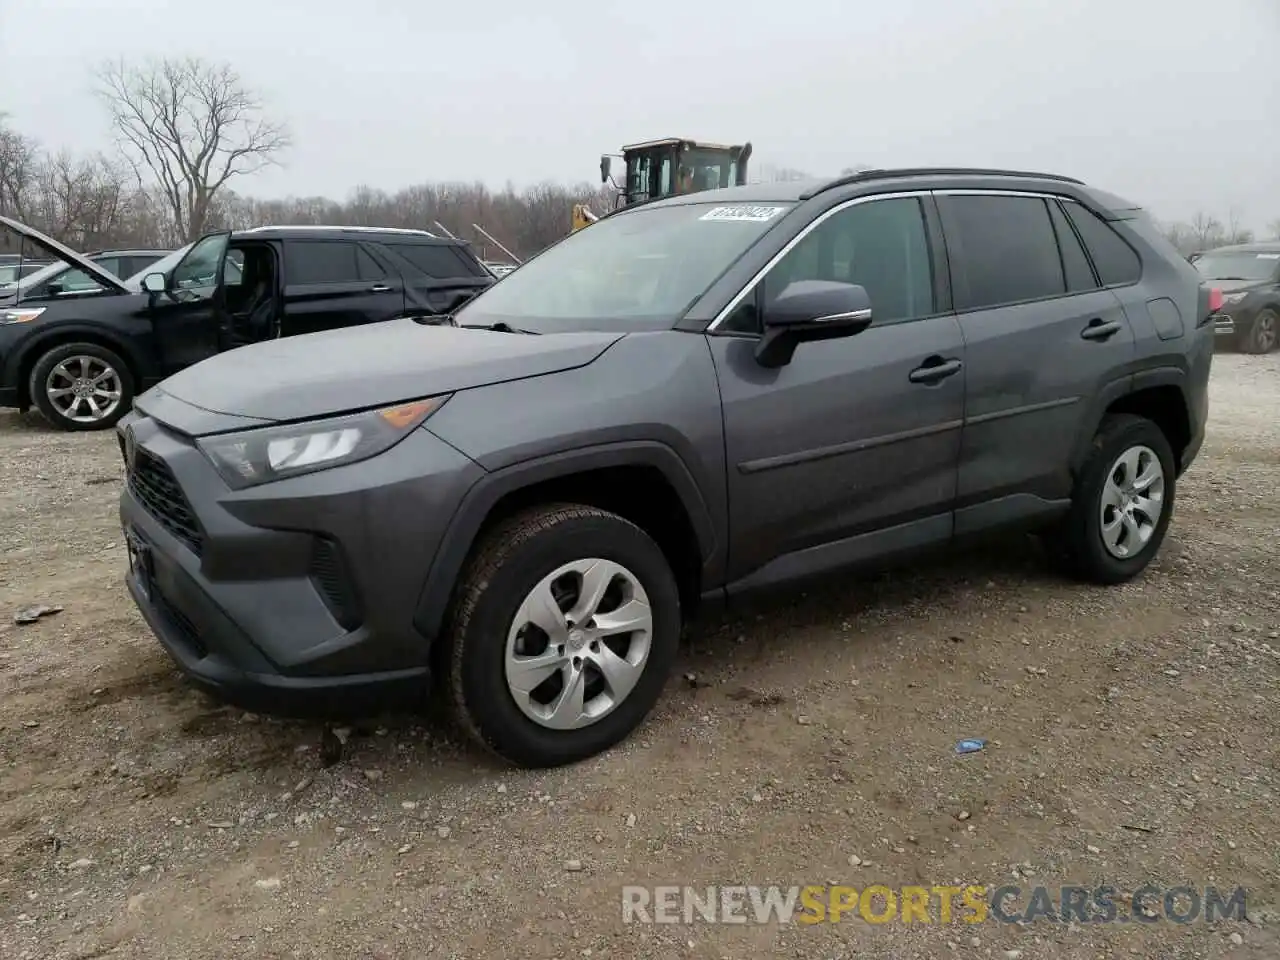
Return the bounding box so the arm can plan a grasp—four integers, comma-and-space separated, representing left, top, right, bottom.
445, 503, 681, 768
28, 342, 135, 432
1239, 308, 1279, 355
1051, 413, 1177, 585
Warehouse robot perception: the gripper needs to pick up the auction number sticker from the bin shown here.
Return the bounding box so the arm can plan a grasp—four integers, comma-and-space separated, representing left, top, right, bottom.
700, 205, 789, 223
1256, 253, 1280, 259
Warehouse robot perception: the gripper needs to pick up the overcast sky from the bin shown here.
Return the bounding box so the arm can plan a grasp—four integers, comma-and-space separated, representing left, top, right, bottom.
1, 0, 1277, 228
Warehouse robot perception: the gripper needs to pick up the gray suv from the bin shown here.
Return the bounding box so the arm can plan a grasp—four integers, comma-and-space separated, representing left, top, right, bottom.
117, 168, 1214, 768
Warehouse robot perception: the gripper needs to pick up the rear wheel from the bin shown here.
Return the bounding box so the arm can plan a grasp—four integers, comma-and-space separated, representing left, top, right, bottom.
446, 504, 681, 768
1049, 414, 1176, 585
28, 342, 134, 432
1240, 308, 1279, 354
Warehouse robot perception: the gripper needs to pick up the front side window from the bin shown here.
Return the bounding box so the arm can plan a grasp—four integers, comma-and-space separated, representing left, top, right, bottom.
453, 201, 795, 333
944, 195, 1066, 310
721, 196, 936, 334
171, 232, 230, 300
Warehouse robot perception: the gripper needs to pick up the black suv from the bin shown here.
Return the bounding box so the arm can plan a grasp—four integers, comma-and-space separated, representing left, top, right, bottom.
1192, 241, 1280, 353
0, 220, 494, 431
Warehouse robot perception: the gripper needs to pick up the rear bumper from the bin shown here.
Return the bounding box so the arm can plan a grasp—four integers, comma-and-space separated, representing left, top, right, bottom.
117, 407, 484, 718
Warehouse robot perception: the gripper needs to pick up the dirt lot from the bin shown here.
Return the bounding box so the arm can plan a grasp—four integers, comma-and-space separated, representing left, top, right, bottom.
1, 354, 1277, 960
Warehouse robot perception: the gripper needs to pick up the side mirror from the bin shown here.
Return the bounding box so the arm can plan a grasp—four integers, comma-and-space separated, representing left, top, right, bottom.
755, 280, 873, 368
600, 155, 612, 184
142, 272, 166, 294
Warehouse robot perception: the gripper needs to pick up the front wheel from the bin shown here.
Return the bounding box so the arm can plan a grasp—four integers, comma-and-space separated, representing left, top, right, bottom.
446, 504, 681, 768
28, 342, 134, 431
1050, 413, 1177, 585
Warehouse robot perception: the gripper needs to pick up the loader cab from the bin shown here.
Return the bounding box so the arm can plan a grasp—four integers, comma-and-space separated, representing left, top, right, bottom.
601, 138, 753, 209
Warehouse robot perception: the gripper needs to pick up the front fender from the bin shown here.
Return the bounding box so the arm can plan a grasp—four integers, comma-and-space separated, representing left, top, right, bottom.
410, 439, 721, 646
1, 322, 146, 401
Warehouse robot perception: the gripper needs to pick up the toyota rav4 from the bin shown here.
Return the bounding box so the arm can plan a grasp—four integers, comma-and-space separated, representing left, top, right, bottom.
117, 168, 1215, 768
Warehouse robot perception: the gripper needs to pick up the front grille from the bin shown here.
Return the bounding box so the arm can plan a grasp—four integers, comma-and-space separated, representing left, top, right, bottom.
128, 449, 205, 556
308, 537, 362, 631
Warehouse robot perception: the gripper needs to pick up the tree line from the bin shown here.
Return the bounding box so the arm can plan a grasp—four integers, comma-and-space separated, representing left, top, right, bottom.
2, 56, 1276, 263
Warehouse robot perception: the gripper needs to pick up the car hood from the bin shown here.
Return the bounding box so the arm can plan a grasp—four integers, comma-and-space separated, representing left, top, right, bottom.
147, 319, 626, 426
0, 215, 130, 295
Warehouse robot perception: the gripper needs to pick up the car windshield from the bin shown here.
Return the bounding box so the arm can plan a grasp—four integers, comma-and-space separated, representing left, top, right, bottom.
1193, 251, 1280, 281
125, 242, 192, 290
453, 200, 796, 332
8, 259, 70, 290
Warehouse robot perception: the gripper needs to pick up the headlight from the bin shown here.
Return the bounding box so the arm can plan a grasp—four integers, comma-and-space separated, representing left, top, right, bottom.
0, 307, 45, 324
197, 395, 451, 490
1221, 291, 1249, 305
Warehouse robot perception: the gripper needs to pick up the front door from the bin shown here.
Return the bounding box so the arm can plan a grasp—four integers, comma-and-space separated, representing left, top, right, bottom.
708, 193, 965, 591
149, 231, 231, 375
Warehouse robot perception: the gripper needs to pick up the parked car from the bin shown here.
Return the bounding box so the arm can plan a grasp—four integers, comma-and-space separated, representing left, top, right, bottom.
1191, 241, 1280, 353
482, 260, 517, 278
0, 219, 494, 430
116, 168, 1214, 769
0, 249, 169, 307
0, 257, 52, 284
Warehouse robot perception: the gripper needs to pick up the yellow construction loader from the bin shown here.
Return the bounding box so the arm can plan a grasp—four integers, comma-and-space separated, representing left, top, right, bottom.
571, 137, 753, 232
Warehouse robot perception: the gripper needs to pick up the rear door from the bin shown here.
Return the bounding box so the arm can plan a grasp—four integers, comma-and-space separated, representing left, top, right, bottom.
280, 239, 405, 336
935, 190, 1136, 533
375, 239, 494, 316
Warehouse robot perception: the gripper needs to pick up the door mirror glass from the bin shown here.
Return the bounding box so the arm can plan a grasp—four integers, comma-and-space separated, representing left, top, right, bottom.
142, 272, 166, 294
600, 155, 612, 184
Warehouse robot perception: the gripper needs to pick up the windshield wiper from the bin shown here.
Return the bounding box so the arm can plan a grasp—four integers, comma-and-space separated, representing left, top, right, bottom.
1211, 276, 1250, 281
457, 321, 540, 335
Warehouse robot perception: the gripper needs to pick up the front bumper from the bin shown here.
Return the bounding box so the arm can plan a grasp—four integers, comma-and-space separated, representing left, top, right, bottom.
1213, 313, 1235, 337
117, 409, 484, 718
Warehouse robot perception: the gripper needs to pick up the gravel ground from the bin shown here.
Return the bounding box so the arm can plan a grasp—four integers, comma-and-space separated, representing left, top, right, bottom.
1, 353, 1277, 960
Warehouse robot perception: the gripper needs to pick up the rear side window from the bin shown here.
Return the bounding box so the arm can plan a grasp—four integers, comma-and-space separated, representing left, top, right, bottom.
285, 240, 361, 284
1063, 201, 1142, 286
387, 242, 487, 279
943, 195, 1065, 310
1047, 202, 1098, 293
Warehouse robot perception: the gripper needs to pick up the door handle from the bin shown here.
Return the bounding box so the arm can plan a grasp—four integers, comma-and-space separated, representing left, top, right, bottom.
369, 284, 392, 293
908, 357, 963, 385
1080, 318, 1122, 341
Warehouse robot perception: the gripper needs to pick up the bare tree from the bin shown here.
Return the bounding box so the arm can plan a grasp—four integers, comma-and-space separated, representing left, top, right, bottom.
1189, 211, 1225, 251
0, 115, 38, 222
1223, 207, 1253, 245
96, 57, 290, 242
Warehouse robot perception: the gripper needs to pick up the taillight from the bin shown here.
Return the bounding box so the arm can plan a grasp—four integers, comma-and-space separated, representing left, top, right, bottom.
1207, 288, 1224, 313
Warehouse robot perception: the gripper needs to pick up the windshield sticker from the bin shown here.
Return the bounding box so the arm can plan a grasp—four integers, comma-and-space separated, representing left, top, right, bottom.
699, 205, 788, 223
1256, 253, 1280, 259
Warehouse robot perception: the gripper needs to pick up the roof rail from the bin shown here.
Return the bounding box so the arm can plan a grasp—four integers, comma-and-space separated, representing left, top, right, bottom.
801, 167, 1084, 199
241, 224, 440, 237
